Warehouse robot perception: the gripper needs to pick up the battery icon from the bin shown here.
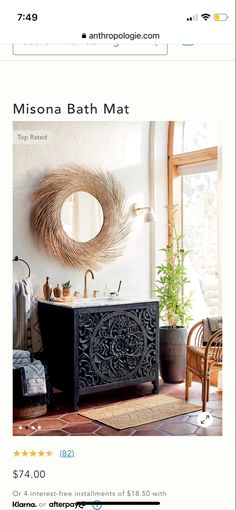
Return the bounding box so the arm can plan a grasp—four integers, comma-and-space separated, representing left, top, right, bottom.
214, 13, 229, 21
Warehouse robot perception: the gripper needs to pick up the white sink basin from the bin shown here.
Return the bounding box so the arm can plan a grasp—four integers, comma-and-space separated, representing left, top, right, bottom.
81, 297, 111, 302
78, 297, 123, 306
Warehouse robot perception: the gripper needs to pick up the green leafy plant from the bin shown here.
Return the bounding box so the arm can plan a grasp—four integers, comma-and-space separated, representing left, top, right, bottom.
62, 280, 72, 289
155, 206, 192, 328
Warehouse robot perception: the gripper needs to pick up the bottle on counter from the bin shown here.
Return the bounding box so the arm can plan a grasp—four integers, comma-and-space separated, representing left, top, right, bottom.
53, 284, 63, 298
103, 284, 109, 297
43, 277, 52, 300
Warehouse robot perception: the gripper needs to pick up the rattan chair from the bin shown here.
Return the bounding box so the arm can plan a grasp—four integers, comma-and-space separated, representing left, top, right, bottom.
185, 321, 222, 411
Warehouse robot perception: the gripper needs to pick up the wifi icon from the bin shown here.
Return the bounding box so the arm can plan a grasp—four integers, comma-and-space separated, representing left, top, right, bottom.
201, 13, 211, 20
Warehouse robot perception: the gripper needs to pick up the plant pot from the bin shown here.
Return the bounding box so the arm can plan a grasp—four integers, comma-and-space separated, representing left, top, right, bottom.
62, 288, 71, 297
160, 326, 187, 383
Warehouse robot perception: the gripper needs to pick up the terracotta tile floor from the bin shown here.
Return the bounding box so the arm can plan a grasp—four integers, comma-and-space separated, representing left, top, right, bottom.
13, 380, 222, 436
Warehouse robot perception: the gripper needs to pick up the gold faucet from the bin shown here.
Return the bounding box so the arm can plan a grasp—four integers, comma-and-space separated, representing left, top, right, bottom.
83, 269, 95, 298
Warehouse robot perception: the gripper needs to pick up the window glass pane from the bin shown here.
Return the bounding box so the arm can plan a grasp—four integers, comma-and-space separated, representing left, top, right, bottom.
173, 121, 218, 154
182, 171, 219, 321
183, 121, 218, 152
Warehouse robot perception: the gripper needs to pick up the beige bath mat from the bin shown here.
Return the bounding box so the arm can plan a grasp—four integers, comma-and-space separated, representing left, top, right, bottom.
79, 395, 201, 430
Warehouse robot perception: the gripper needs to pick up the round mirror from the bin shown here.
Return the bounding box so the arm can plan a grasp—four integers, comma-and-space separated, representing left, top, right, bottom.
61, 191, 104, 243
31, 166, 130, 270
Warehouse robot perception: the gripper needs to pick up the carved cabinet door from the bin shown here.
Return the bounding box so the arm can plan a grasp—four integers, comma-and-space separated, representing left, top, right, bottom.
76, 305, 158, 390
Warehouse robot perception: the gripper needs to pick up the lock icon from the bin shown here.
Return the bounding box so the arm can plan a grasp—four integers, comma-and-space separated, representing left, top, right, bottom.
82, 33, 87, 38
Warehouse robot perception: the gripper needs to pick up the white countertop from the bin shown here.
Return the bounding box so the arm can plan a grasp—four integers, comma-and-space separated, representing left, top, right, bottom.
38, 297, 158, 309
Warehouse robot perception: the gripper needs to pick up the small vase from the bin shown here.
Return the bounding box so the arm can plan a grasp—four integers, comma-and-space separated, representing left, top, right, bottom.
53, 284, 62, 298
43, 277, 52, 300
63, 287, 70, 297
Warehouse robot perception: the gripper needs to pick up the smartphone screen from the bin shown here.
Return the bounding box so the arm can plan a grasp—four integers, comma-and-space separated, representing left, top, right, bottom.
0, 2, 235, 509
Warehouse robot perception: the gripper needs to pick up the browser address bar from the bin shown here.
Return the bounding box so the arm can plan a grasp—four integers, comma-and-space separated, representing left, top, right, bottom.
12, 43, 168, 56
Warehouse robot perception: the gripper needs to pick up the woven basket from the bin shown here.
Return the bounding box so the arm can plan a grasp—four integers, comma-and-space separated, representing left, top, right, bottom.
13, 404, 47, 420
13, 356, 52, 421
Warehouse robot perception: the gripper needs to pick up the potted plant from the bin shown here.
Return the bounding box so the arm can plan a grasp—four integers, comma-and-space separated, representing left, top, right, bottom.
155, 207, 192, 383
62, 280, 72, 297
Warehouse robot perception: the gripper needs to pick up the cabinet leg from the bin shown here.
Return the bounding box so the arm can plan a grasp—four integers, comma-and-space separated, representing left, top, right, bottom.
71, 401, 78, 412
152, 381, 158, 394
71, 393, 79, 411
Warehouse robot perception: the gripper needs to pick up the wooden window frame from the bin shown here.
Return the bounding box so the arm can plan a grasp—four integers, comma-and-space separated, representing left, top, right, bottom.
168, 121, 218, 244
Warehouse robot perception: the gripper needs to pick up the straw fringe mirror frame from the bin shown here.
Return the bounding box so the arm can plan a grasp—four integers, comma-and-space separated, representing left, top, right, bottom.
31, 166, 131, 270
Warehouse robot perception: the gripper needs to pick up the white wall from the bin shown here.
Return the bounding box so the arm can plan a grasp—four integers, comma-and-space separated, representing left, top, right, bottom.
151, 121, 169, 266
13, 121, 168, 299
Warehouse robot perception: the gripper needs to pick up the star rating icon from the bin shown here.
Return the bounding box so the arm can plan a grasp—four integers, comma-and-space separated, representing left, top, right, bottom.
13, 450, 53, 457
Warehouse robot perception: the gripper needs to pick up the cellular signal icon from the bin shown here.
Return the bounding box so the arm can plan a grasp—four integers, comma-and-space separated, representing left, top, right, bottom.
201, 13, 211, 20
186, 14, 198, 21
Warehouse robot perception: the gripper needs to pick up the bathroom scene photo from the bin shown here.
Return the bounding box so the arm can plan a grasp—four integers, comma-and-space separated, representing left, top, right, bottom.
13, 121, 222, 436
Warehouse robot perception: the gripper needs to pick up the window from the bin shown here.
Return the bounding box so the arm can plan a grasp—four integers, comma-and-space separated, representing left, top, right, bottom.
168, 122, 220, 322
182, 168, 219, 319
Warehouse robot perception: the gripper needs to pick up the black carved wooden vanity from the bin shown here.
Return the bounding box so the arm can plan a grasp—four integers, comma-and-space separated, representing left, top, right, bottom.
38, 299, 159, 411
